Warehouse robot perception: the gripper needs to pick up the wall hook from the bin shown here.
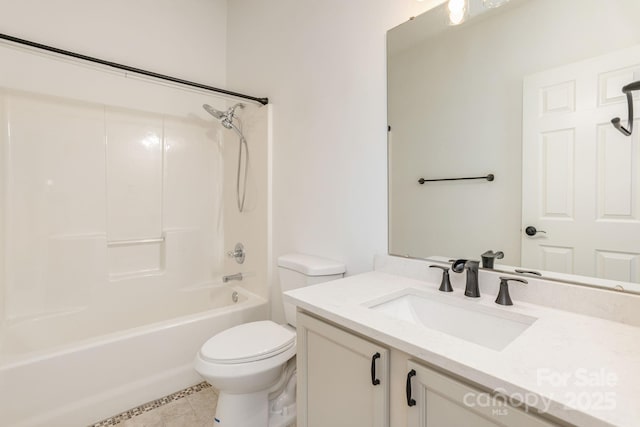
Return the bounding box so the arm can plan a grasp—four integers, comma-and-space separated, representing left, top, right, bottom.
611, 80, 640, 137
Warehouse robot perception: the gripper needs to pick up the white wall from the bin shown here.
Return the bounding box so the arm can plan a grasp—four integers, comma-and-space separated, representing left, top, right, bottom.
226, 0, 441, 321
0, 0, 227, 86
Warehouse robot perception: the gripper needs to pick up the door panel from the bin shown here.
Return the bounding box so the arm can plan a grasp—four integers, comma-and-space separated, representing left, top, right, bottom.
522, 44, 640, 283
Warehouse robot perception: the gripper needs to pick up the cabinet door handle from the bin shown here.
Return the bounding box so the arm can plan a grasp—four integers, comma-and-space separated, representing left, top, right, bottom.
370, 352, 381, 385
406, 369, 417, 407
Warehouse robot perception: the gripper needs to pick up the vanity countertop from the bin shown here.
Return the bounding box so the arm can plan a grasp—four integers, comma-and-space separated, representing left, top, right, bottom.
284, 270, 640, 427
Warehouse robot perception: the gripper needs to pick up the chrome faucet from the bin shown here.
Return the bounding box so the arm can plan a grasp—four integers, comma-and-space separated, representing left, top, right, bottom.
227, 243, 246, 264
452, 259, 481, 298
223, 272, 243, 283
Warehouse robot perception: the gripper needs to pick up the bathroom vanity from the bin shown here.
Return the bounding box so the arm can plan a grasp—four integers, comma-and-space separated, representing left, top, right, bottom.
284, 255, 640, 427
296, 312, 554, 427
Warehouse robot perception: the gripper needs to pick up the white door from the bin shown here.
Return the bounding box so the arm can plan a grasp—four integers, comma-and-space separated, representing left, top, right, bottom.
522, 44, 640, 284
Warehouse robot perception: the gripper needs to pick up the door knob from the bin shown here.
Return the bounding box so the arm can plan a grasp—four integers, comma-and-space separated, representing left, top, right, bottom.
525, 226, 546, 237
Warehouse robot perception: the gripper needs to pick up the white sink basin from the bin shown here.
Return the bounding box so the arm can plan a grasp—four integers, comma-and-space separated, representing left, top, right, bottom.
367, 290, 537, 351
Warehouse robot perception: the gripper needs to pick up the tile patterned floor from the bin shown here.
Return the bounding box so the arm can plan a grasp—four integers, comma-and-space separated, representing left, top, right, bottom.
90, 382, 218, 427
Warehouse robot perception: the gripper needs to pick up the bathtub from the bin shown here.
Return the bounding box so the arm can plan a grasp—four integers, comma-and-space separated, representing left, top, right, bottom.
0, 284, 268, 427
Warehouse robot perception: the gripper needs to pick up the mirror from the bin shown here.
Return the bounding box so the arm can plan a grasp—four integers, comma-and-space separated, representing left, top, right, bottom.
387, 0, 640, 292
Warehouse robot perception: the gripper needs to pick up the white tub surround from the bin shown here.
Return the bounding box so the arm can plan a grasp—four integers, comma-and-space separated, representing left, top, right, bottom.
284, 255, 640, 427
0, 41, 271, 325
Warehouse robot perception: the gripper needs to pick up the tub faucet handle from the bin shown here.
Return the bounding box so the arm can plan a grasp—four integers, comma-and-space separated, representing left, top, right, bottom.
227, 242, 245, 264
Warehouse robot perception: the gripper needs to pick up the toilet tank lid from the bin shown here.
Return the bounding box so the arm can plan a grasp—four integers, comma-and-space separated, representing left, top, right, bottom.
278, 253, 345, 276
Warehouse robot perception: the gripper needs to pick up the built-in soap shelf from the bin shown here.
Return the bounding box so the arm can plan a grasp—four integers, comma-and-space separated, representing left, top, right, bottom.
108, 234, 165, 279
107, 236, 165, 247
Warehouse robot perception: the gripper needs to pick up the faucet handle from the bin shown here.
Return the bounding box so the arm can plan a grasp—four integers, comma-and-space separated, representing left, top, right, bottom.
495, 276, 528, 306
226, 242, 245, 264
429, 265, 453, 292
481, 250, 504, 269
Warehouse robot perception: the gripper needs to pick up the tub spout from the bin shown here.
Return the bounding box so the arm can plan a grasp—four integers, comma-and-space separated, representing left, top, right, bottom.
223, 273, 243, 283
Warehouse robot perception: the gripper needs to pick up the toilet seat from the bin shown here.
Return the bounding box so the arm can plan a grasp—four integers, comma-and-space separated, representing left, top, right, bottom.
195, 321, 297, 391
200, 320, 296, 364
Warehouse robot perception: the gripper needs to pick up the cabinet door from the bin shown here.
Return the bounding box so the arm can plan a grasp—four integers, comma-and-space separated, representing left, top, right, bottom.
406, 361, 557, 427
297, 311, 389, 427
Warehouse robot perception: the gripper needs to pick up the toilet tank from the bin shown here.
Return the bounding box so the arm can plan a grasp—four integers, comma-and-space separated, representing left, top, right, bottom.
278, 253, 345, 326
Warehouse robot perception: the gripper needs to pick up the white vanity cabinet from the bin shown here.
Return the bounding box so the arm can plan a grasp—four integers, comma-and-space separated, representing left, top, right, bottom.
296, 311, 390, 427
405, 361, 557, 427
297, 311, 559, 427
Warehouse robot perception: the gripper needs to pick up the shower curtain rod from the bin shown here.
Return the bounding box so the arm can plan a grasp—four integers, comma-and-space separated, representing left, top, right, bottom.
0, 33, 269, 106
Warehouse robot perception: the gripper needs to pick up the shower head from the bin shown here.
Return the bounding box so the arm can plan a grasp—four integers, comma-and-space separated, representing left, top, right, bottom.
203, 104, 225, 119
203, 103, 245, 128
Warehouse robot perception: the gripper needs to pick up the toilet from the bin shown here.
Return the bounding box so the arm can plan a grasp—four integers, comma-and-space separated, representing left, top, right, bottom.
194, 253, 345, 427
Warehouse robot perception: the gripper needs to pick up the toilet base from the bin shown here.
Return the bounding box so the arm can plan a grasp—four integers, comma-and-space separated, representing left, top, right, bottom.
268, 361, 297, 427
268, 402, 296, 427
209, 366, 297, 427
210, 391, 296, 427
213, 390, 269, 426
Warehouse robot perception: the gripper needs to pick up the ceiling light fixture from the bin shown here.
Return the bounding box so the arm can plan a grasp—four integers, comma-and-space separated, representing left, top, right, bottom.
448, 0, 468, 25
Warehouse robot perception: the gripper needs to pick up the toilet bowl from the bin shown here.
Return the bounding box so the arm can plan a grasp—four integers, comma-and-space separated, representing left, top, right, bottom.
194, 253, 345, 427
194, 321, 297, 426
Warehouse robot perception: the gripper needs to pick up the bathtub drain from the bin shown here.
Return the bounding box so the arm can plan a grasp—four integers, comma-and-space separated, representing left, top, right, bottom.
232, 291, 239, 303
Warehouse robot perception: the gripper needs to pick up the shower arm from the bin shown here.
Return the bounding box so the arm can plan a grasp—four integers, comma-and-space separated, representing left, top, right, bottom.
612, 80, 640, 137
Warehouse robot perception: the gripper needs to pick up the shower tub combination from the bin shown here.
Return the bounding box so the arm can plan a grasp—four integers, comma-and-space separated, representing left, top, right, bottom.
0, 283, 267, 427
0, 42, 271, 427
